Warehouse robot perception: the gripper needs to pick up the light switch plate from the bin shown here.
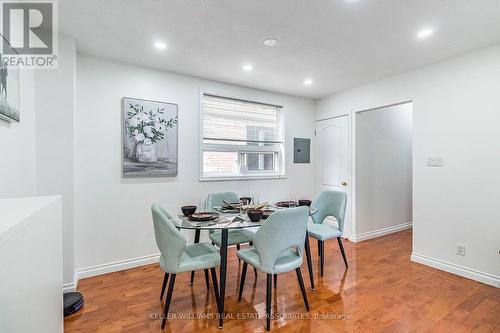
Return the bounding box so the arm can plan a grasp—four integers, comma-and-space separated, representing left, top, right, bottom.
426, 157, 444, 167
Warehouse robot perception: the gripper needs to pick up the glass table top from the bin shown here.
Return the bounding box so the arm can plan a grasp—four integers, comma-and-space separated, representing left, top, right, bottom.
175, 213, 261, 230
174, 205, 317, 230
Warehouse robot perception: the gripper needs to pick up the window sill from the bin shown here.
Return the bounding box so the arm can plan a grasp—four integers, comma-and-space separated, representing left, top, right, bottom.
199, 175, 287, 182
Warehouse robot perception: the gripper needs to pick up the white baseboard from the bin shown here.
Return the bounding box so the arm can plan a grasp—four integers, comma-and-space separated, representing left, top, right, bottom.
66, 253, 161, 289
78, 253, 160, 280
63, 281, 77, 293
350, 222, 412, 242
411, 253, 500, 288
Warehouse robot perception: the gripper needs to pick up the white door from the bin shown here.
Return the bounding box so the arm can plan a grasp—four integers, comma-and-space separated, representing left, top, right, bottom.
316, 115, 350, 237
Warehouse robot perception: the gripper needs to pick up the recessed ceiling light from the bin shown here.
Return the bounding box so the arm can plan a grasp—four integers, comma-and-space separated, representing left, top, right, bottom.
304, 79, 313, 86
242, 64, 253, 71
263, 38, 278, 47
417, 28, 434, 40
154, 41, 167, 50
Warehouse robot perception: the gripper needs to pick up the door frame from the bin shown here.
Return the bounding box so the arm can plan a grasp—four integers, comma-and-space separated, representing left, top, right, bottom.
316, 99, 413, 242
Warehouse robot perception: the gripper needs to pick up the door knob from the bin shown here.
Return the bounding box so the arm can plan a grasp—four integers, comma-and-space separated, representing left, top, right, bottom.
341, 182, 347, 186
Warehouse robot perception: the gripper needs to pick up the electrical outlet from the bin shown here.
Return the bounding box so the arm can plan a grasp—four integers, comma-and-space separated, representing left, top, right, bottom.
427, 157, 444, 167
456, 243, 465, 256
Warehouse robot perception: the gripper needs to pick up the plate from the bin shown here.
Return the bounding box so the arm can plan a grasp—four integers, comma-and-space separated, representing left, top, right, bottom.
275, 201, 298, 208
213, 206, 240, 213
189, 212, 219, 221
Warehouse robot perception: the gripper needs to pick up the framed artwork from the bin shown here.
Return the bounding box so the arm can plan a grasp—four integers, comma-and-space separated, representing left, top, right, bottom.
0, 37, 20, 123
122, 97, 178, 177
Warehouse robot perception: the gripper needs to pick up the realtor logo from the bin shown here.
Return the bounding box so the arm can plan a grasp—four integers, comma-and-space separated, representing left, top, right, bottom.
0, 0, 58, 68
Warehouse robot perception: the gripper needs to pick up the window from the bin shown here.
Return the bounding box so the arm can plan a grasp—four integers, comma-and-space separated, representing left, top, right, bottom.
201, 94, 284, 179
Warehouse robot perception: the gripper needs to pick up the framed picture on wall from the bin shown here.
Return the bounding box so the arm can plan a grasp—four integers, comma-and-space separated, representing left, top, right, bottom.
122, 97, 178, 177
0, 37, 20, 123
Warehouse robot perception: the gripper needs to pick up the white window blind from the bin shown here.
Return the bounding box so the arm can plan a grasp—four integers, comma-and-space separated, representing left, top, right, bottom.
203, 95, 282, 145
201, 94, 284, 179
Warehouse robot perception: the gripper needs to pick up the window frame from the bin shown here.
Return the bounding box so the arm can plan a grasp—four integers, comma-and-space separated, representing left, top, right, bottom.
198, 89, 286, 181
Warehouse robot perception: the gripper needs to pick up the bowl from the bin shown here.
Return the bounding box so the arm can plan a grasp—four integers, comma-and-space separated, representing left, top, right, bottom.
181, 205, 197, 217
298, 199, 312, 207
247, 209, 263, 222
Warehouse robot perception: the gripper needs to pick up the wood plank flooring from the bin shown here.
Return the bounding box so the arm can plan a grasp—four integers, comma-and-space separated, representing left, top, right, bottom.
65, 230, 500, 332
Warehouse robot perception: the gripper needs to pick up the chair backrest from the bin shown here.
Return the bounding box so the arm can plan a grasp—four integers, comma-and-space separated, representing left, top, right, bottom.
206, 192, 239, 211
253, 206, 309, 273
151, 203, 187, 272
311, 190, 347, 231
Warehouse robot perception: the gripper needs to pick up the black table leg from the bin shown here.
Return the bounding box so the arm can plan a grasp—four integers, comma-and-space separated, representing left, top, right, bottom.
218, 228, 228, 328
304, 233, 315, 290
190, 229, 201, 286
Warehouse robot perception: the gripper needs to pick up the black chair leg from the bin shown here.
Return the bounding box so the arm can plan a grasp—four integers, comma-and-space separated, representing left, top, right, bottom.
210, 267, 221, 313
160, 272, 169, 300
273, 274, 277, 289
304, 234, 315, 290
204, 269, 210, 290
161, 274, 176, 329
237, 244, 241, 262
190, 229, 201, 285
238, 262, 248, 301
318, 239, 321, 257
266, 274, 272, 331
320, 240, 324, 277
337, 237, 348, 268
296, 268, 310, 311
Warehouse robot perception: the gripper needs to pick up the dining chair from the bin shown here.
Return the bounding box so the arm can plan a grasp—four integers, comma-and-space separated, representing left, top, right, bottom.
151, 203, 221, 329
307, 190, 348, 277
236, 206, 310, 331
206, 192, 256, 265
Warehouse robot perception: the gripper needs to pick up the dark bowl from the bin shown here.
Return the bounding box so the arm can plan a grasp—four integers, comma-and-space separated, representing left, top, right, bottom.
240, 196, 252, 205
247, 209, 263, 222
181, 205, 197, 217
298, 199, 312, 207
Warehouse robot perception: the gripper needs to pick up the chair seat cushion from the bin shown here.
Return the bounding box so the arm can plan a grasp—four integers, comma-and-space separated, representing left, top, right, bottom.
236, 247, 302, 274
160, 242, 220, 274
307, 223, 342, 241
209, 229, 254, 246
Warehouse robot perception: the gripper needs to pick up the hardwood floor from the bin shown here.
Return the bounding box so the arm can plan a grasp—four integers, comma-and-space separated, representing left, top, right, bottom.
65, 230, 500, 332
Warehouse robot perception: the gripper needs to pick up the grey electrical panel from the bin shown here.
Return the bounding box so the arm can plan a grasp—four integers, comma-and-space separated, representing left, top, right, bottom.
294, 138, 310, 163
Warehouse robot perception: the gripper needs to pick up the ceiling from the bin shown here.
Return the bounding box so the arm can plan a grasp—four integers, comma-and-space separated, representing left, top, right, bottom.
59, 0, 500, 99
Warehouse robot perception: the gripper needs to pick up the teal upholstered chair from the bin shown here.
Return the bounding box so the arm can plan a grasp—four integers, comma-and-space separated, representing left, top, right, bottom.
237, 206, 310, 331
207, 192, 255, 249
206, 191, 257, 277
151, 203, 221, 329
307, 190, 348, 277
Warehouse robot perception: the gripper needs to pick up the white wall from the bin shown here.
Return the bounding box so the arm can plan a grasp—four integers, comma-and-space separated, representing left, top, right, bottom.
34, 36, 77, 289
74, 55, 316, 278
0, 196, 63, 333
355, 103, 412, 239
0, 70, 36, 198
316, 44, 500, 287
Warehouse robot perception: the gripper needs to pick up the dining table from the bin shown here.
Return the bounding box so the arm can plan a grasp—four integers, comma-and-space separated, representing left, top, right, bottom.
175, 204, 317, 328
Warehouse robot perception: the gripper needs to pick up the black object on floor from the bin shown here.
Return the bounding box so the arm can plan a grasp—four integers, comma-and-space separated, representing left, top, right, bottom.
64, 292, 84, 317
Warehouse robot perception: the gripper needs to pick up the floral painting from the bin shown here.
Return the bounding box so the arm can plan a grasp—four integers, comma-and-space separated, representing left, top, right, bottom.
122, 97, 178, 177
0, 51, 20, 123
